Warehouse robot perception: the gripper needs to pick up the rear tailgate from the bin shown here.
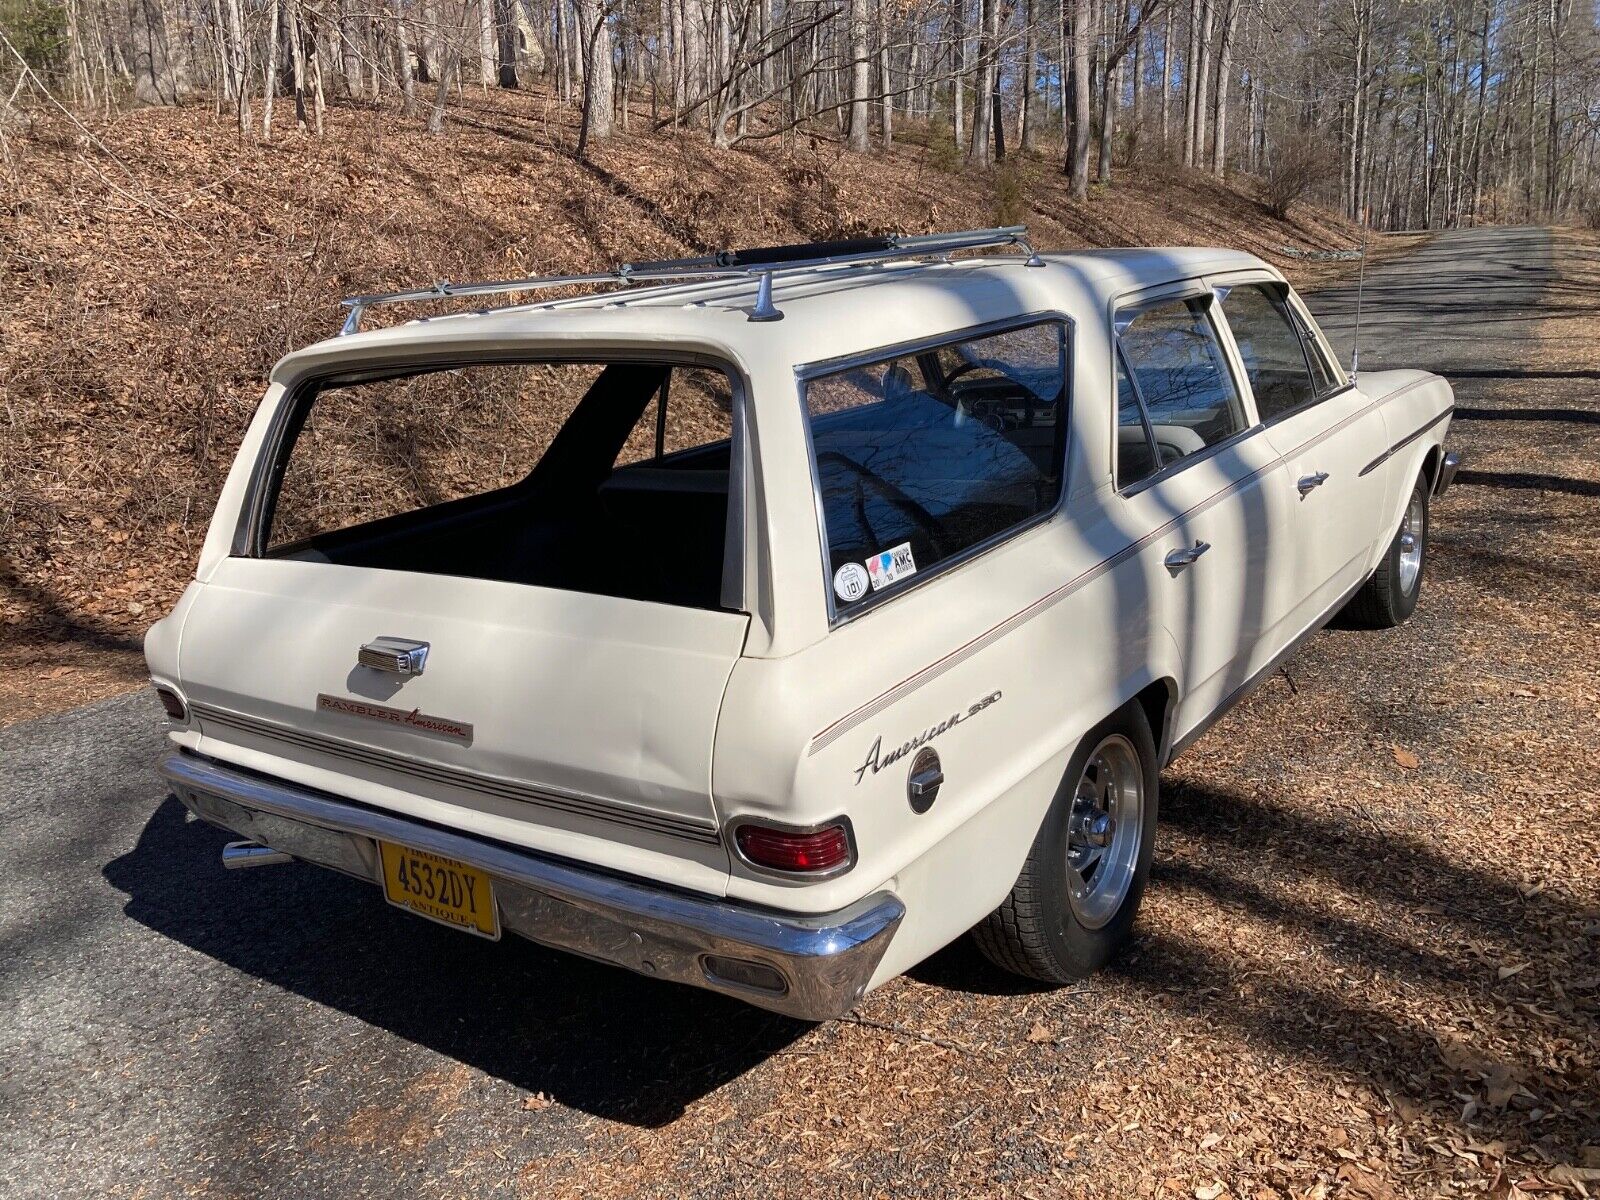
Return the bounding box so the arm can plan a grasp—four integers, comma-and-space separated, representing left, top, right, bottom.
179, 557, 746, 895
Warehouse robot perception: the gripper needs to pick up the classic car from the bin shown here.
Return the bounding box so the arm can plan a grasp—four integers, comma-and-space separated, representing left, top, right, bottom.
146, 226, 1461, 1020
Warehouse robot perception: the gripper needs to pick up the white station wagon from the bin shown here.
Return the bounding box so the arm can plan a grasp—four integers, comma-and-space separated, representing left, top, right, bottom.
147, 227, 1461, 1019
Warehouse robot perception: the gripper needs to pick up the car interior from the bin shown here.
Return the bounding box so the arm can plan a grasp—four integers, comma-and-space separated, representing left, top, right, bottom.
262, 362, 735, 611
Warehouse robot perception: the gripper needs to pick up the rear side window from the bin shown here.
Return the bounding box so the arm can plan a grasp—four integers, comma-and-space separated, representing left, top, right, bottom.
804, 320, 1068, 614
258, 361, 738, 610
1218, 284, 1318, 421
1114, 297, 1248, 482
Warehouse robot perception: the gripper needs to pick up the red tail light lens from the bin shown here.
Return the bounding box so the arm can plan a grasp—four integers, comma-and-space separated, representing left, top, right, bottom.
734, 821, 853, 875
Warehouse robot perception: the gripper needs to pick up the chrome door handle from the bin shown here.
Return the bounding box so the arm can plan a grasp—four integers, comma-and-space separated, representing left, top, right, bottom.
1164, 540, 1211, 570
1297, 471, 1330, 496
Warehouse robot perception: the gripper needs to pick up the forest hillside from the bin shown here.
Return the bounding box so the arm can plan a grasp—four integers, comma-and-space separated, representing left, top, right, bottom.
0, 89, 1378, 720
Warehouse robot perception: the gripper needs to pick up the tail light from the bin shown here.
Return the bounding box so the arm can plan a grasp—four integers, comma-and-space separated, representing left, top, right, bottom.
733, 819, 854, 877
153, 684, 187, 723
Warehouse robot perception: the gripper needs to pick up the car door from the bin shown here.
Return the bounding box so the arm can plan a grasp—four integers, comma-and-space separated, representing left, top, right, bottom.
1111, 290, 1297, 743
1211, 278, 1391, 631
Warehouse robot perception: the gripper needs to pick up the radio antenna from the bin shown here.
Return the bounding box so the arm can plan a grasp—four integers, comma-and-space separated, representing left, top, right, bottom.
1351, 207, 1369, 382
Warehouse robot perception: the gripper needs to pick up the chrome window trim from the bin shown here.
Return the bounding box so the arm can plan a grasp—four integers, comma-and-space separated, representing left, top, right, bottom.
794, 312, 1075, 629
233, 350, 757, 616
1110, 290, 1259, 499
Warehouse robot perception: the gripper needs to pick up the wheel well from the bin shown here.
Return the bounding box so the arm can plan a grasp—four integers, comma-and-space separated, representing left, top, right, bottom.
1421, 445, 1441, 490
1133, 679, 1177, 765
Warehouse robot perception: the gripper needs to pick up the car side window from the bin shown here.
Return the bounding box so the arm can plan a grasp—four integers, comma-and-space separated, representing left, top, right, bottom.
1115, 297, 1248, 472
1218, 284, 1318, 421
804, 320, 1068, 615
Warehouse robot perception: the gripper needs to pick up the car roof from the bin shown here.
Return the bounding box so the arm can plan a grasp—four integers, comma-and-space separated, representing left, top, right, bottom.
274, 247, 1278, 384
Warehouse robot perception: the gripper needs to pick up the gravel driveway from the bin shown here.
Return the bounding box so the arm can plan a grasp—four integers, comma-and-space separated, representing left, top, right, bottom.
2, 226, 1595, 1199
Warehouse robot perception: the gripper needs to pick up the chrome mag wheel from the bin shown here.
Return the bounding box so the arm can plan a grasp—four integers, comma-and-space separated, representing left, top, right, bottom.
1398, 488, 1426, 595
1065, 733, 1145, 930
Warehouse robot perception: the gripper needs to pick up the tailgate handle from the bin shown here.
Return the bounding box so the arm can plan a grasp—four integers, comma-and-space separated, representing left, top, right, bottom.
359, 637, 430, 676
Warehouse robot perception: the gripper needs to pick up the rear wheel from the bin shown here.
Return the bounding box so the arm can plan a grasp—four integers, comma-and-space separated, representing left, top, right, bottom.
972, 702, 1159, 983
1343, 473, 1429, 629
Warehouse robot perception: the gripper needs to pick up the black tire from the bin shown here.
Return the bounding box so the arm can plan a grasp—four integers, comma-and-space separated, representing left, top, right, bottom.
971, 701, 1159, 983
1343, 472, 1430, 629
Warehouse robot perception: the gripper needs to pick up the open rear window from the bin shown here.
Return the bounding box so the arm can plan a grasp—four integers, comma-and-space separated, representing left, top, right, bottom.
254, 360, 741, 611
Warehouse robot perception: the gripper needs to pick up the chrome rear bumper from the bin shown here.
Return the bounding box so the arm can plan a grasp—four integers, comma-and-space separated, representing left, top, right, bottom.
159, 749, 902, 1020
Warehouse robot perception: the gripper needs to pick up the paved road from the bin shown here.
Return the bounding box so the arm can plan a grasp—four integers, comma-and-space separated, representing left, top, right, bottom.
0, 227, 1570, 1198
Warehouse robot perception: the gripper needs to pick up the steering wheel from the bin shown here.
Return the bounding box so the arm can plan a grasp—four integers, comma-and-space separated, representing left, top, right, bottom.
816, 451, 953, 561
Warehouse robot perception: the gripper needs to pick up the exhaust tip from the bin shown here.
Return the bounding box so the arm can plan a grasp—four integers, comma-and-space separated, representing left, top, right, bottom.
222, 841, 293, 869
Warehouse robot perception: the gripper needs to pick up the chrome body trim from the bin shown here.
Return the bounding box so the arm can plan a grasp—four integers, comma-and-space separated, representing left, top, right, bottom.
357, 637, 429, 676
1359, 406, 1455, 477
189, 701, 723, 846
1435, 450, 1462, 495
161, 749, 904, 1021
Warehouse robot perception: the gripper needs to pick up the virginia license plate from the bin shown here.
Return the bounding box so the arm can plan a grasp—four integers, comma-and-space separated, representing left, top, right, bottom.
378, 841, 500, 940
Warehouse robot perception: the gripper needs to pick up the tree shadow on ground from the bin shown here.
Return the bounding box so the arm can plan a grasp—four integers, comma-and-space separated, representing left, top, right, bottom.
0, 555, 143, 655
936, 777, 1597, 1151
1455, 469, 1600, 498
103, 798, 808, 1128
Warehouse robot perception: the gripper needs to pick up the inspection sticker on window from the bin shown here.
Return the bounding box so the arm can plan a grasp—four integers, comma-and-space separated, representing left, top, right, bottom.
833, 562, 871, 603
866, 543, 917, 591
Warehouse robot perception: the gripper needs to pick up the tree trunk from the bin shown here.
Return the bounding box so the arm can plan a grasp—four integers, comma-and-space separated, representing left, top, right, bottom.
263, 0, 280, 136
393, 0, 417, 116
427, 48, 459, 133
951, 0, 965, 147
479, 0, 498, 86
877, 0, 892, 148
1158, 2, 1171, 151
1190, 0, 1211, 166
574, 0, 614, 157
1128, 13, 1142, 160
970, 0, 995, 164
847, 0, 870, 150
225, 0, 251, 134
1067, 0, 1090, 196
289, 0, 307, 130
1097, 6, 1117, 182
1209, 0, 1236, 174
1020, 0, 1038, 151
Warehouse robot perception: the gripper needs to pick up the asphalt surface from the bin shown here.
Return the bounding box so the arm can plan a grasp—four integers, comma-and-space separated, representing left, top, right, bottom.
0, 227, 1566, 1197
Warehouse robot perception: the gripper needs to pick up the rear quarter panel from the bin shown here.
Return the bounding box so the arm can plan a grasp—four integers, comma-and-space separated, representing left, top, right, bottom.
1353, 369, 1456, 572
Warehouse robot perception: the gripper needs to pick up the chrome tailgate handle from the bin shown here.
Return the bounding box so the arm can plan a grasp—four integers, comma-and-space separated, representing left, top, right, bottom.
359, 637, 430, 675
1164, 540, 1211, 571
1297, 471, 1330, 496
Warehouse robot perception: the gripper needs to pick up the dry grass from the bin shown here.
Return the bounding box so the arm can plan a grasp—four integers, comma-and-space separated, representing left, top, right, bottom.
0, 88, 1375, 726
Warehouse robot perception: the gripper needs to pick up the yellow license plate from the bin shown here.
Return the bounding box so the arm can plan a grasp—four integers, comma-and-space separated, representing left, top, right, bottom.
378, 841, 500, 940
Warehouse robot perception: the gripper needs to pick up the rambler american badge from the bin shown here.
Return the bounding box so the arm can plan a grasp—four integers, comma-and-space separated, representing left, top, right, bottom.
854, 690, 1001, 785
316, 694, 474, 743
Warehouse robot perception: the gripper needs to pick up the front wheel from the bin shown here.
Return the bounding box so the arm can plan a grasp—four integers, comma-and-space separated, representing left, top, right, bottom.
1343, 473, 1430, 629
971, 702, 1159, 983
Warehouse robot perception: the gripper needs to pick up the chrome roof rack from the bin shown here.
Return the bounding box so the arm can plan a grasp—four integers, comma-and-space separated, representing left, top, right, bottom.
337, 225, 1044, 335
